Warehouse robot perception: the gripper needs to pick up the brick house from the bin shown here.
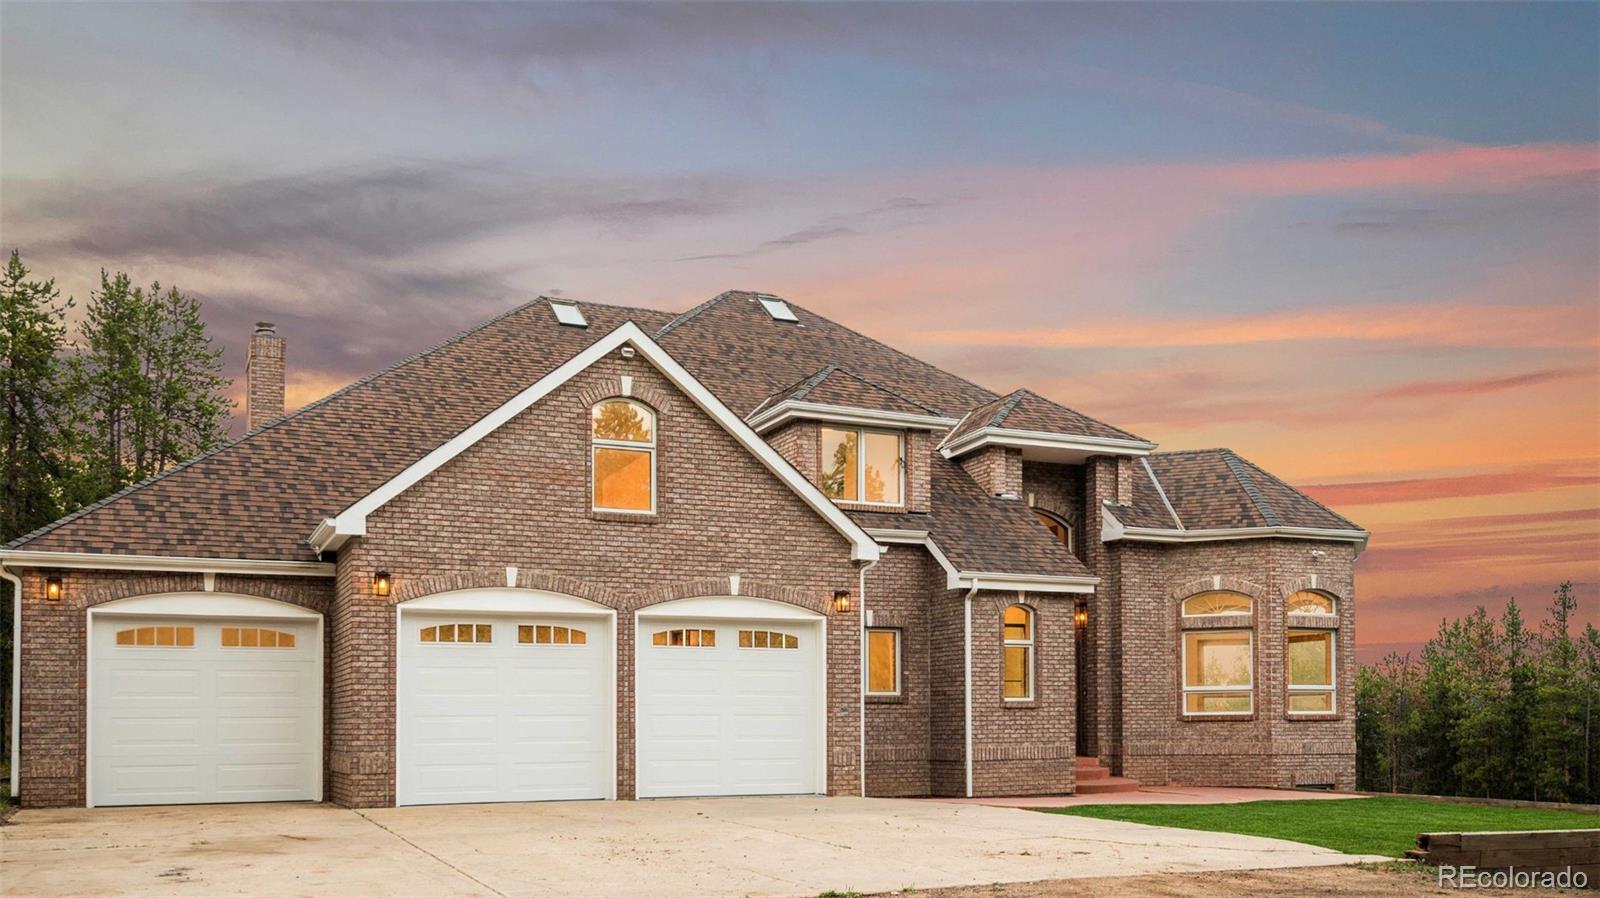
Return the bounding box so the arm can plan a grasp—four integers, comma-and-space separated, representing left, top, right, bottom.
1, 292, 1366, 808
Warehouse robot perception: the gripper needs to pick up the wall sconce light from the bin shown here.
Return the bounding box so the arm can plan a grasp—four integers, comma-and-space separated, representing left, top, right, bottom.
832, 589, 853, 614
45, 576, 63, 602
1074, 603, 1088, 630
373, 571, 392, 598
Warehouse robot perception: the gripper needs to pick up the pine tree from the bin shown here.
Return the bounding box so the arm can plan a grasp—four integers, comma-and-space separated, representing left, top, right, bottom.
1530, 582, 1584, 802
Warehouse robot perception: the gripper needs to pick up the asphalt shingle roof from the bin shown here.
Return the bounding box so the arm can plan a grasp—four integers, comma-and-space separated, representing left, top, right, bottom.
945, 388, 1145, 446
1114, 449, 1361, 532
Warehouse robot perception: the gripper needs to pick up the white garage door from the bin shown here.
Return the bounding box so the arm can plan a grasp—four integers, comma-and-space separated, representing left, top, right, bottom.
90, 614, 320, 807
635, 615, 823, 798
397, 612, 612, 806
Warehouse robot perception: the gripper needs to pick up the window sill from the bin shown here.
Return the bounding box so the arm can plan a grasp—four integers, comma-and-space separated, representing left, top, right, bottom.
834, 500, 908, 514
1286, 712, 1342, 722
1001, 697, 1039, 709
590, 510, 661, 524
1179, 712, 1255, 722
866, 693, 906, 705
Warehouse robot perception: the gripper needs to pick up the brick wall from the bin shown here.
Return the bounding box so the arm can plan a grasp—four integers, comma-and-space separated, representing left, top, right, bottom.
1022, 461, 1085, 560
862, 545, 935, 797
1108, 538, 1357, 788
244, 325, 285, 432
332, 354, 863, 805
13, 568, 332, 807
966, 590, 1075, 796
958, 446, 1022, 497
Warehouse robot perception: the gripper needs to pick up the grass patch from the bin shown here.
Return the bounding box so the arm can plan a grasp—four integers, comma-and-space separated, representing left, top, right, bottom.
1045, 797, 1597, 858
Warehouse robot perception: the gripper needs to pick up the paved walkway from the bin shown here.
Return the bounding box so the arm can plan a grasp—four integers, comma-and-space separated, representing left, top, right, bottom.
1, 796, 1385, 898
938, 786, 1370, 808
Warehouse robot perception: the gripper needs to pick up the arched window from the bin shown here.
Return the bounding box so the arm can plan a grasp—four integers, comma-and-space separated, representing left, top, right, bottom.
1002, 605, 1034, 700
1181, 591, 1253, 617
592, 399, 655, 513
1180, 591, 1253, 715
1286, 590, 1336, 615
1033, 509, 1073, 554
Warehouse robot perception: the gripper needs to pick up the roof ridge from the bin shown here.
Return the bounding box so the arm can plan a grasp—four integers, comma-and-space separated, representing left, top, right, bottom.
654, 291, 735, 337
1235, 452, 1362, 531
830, 368, 946, 416
5, 296, 553, 553
788, 365, 839, 402
988, 389, 1029, 427
1220, 448, 1282, 527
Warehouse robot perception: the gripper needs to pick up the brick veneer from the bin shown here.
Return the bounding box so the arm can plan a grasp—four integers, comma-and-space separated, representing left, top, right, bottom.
12, 568, 332, 807
329, 354, 864, 806
862, 545, 936, 796
767, 422, 934, 514
958, 446, 1022, 498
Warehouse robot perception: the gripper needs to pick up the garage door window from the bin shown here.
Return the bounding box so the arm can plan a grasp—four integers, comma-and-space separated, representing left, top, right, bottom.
114, 625, 195, 647
519, 624, 588, 645
738, 629, 798, 649
420, 623, 493, 644
652, 628, 715, 647
220, 626, 297, 648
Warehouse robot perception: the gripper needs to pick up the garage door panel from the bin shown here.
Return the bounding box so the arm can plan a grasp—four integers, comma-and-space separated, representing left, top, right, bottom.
91, 614, 320, 807
398, 612, 612, 806
636, 616, 822, 799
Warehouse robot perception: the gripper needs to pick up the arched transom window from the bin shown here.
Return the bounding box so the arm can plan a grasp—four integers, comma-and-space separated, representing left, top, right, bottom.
1181, 591, 1253, 617
1033, 510, 1073, 554
1286, 590, 1336, 615
1003, 605, 1034, 700
592, 399, 656, 513
1180, 591, 1254, 715
519, 625, 587, 645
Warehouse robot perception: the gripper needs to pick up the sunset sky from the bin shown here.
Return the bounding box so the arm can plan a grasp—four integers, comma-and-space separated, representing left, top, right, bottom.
3, 2, 1596, 660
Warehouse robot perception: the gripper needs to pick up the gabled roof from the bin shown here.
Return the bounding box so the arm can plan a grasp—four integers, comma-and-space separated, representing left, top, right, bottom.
747, 366, 955, 432
1104, 449, 1366, 546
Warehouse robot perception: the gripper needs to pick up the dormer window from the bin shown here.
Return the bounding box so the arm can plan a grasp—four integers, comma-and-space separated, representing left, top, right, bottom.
821, 427, 902, 505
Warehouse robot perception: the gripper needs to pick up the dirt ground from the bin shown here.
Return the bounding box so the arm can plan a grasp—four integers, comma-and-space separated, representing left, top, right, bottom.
881, 863, 1590, 897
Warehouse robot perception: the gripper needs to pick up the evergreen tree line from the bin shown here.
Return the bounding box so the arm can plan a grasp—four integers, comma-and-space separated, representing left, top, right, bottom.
1356, 581, 1600, 804
1, 249, 235, 777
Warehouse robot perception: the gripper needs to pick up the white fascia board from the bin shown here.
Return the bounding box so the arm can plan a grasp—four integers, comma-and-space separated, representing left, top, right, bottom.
864, 528, 930, 544
324, 321, 881, 562
867, 531, 1094, 593
0, 550, 335, 577
939, 426, 1156, 460
748, 401, 957, 434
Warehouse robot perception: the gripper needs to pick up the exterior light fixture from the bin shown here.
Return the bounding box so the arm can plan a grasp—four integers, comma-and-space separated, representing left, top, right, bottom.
45, 576, 63, 602
373, 571, 392, 598
832, 589, 853, 614
1074, 603, 1088, 630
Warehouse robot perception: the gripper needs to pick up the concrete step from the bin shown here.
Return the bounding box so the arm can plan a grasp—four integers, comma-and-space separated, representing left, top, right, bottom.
1074, 756, 1104, 769
1075, 765, 1111, 781
1075, 776, 1141, 795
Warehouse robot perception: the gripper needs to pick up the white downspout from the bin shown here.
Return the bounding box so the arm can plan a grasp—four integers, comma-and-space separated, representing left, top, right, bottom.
856, 556, 879, 797
963, 582, 977, 798
1, 563, 20, 801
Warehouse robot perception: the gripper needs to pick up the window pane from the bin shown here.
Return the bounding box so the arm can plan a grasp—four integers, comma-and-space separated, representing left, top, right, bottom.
1287, 591, 1335, 615
476, 624, 492, 643
1288, 630, 1333, 686
1003, 605, 1031, 641
592, 401, 652, 443
1182, 592, 1253, 616
572, 630, 586, 645
1185, 631, 1251, 688
652, 631, 667, 646
117, 629, 135, 646
1035, 511, 1070, 547
1185, 692, 1252, 713
177, 627, 195, 647
554, 627, 569, 645
862, 432, 901, 504
700, 629, 716, 647
240, 628, 259, 647
420, 627, 436, 643
1003, 646, 1030, 698
594, 447, 652, 511
1289, 692, 1334, 713
867, 630, 898, 693
519, 625, 533, 644
821, 428, 859, 501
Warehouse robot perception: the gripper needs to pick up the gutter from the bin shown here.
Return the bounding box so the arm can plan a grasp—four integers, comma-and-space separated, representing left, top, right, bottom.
1, 563, 19, 801
863, 530, 1097, 594
0, 550, 335, 577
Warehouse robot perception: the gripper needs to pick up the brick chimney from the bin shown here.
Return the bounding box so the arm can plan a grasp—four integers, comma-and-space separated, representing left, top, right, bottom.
245, 321, 285, 431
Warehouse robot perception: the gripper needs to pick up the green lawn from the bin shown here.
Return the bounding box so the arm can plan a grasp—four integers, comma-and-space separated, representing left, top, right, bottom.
1046, 797, 1598, 858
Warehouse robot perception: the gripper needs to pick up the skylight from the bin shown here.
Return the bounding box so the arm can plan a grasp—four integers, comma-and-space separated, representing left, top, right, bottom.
757, 295, 799, 322
550, 301, 587, 327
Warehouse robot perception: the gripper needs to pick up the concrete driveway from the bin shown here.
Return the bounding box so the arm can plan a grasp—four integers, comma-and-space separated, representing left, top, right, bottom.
1, 797, 1383, 898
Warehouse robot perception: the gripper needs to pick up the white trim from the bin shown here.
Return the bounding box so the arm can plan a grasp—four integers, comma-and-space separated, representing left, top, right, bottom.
1, 565, 20, 800
395, 588, 619, 805
1286, 627, 1338, 716
86, 592, 325, 808
866, 531, 1098, 594
92, 592, 322, 619
637, 595, 824, 622
748, 401, 956, 434
864, 627, 902, 697
315, 322, 879, 561
962, 586, 974, 798
0, 550, 334, 576
940, 426, 1156, 460
1101, 507, 1369, 552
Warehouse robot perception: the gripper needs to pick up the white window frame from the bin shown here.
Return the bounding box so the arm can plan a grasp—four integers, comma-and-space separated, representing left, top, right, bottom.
820, 426, 905, 507
1002, 605, 1034, 702
592, 399, 657, 515
1181, 629, 1254, 716
1286, 628, 1337, 716
865, 627, 902, 696
418, 622, 495, 646
1180, 591, 1254, 618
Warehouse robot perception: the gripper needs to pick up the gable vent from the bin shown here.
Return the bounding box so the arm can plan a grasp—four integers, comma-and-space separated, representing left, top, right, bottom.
757, 294, 799, 323
549, 300, 587, 327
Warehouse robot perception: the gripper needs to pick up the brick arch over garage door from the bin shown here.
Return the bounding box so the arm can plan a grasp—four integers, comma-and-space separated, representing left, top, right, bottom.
390, 566, 623, 607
